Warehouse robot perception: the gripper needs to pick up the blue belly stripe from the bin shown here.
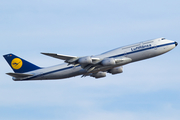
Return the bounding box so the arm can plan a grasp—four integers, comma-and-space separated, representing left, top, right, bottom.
24, 66, 77, 80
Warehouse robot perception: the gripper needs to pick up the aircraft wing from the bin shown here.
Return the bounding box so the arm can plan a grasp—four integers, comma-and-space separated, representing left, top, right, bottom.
6, 73, 33, 78
41, 52, 100, 64
41, 53, 78, 60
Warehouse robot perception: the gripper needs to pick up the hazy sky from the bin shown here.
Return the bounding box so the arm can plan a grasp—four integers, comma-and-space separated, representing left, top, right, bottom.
1, 0, 180, 120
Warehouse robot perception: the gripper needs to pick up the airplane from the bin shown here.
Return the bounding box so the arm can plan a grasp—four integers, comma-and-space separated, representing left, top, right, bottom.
3, 38, 178, 81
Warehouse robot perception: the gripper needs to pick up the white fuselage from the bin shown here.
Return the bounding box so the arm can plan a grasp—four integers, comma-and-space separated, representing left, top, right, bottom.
19, 38, 177, 81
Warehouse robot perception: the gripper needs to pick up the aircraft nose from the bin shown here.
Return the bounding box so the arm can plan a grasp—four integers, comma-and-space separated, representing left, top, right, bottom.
175, 41, 178, 46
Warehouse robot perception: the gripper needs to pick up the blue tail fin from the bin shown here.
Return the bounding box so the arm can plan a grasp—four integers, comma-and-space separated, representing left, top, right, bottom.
3, 53, 41, 73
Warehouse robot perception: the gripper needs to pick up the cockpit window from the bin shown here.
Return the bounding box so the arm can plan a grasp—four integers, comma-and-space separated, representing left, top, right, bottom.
161, 38, 165, 40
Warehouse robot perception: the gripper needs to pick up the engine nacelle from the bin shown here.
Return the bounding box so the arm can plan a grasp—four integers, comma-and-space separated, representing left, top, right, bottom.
101, 58, 116, 66
90, 71, 106, 79
78, 56, 92, 64
108, 66, 123, 75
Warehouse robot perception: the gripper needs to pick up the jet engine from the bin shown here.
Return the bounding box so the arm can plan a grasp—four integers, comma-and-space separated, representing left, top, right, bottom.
101, 58, 116, 66
90, 71, 106, 79
108, 66, 123, 75
78, 56, 92, 64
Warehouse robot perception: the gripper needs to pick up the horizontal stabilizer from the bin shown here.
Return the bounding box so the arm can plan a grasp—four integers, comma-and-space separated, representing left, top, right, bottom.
41, 53, 78, 60
6, 73, 33, 78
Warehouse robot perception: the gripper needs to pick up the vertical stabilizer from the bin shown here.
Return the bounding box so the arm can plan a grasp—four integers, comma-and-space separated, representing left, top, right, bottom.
3, 53, 41, 73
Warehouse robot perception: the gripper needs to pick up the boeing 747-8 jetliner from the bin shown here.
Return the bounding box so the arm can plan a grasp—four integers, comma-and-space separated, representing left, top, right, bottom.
3, 38, 178, 81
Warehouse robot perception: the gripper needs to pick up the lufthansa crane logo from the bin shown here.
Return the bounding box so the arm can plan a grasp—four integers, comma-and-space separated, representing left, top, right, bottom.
11, 58, 23, 69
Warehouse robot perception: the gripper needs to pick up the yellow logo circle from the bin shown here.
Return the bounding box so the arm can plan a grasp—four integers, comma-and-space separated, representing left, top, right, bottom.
11, 58, 23, 69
